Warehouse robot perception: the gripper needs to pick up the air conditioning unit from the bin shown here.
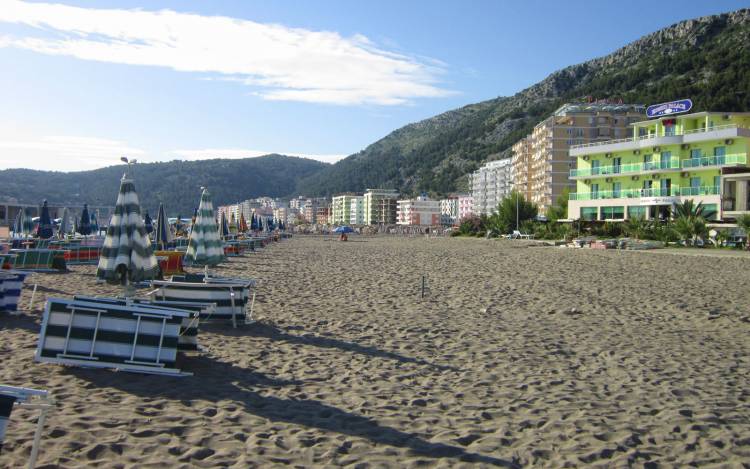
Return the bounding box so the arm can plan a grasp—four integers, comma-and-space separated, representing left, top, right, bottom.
725, 139, 734, 145
653, 147, 661, 152
605, 177, 613, 183
681, 172, 689, 178
584, 179, 591, 184
582, 155, 590, 161
605, 153, 612, 158
652, 174, 661, 180
723, 114, 730, 120
681, 144, 690, 150
631, 176, 639, 181
633, 150, 641, 155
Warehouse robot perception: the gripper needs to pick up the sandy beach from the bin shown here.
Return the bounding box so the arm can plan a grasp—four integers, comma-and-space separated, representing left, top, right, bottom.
1, 236, 750, 467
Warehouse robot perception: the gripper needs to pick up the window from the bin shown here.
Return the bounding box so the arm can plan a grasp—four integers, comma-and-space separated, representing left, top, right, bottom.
581, 207, 597, 221
628, 206, 646, 219
613, 182, 622, 198
703, 204, 718, 220
601, 206, 624, 220
660, 178, 672, 196
613, 157, 621, 173
643, 154, 653, 169
714, 175, 721, 192
660, 151, 672, 169
591, 160, 600, 175
690, 149, 702, 159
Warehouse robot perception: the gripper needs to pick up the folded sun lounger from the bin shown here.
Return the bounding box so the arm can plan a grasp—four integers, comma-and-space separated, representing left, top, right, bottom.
36, 297, 193, 376
0, 271, 27, 314
0, 384, 53, 467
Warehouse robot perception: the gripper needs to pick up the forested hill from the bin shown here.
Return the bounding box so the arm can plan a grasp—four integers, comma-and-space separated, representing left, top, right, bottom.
0, 155, 328, 215
296, 8, 750, 197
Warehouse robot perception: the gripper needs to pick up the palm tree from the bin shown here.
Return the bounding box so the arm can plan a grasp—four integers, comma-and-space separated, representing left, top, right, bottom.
672, 200, 706, 219
623, 215, 647, 240
736, 213, 750, 250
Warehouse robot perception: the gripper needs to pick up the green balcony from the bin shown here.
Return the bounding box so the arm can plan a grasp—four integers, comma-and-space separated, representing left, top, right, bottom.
680, 153, 747, 168
570, 160, 680, 178
569, 186, 720, 201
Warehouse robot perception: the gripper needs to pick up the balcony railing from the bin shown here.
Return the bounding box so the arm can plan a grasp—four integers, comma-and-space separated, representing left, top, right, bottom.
569, 186, 720, 201
571, 153, 747, 178
681, 153, 746, 168
570, 124, 745, 150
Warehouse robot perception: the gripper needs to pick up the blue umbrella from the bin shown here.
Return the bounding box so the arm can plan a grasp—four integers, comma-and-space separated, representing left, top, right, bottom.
90, 212, 99, 234
334, 226, 354, 234
250, 214, 258, 231
36, 200, 54, 239
154, 203, 173, 250
78, 204, 92, 236
144, 211, 154, 234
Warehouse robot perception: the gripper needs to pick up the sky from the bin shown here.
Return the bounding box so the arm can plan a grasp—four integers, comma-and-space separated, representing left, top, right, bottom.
0, 0, 747, 172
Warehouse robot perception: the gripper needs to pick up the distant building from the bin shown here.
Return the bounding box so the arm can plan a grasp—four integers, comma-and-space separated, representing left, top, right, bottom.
397, 196, 440, 226
439, 194, 473, 226
512, 137, 533, 202
364, 189, 398, 225
349, 196, 364, 225
316, 205, 332, 225
471, 159, 513, 215
331, 194, 358, 225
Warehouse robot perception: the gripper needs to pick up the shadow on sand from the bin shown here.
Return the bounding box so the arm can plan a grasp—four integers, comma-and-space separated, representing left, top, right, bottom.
203, 321, 457, 372
67, 355, 516, 467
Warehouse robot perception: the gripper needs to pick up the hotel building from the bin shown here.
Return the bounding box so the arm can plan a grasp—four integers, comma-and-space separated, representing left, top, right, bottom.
331, 194, 358, 225
513, 102, 646, 214
568, 111, 750, 221
349, 196, 364, 225
397, 196, 441, 226
471, 159, 513, 215
364, 189, 399, 225
439, 194, 473, 226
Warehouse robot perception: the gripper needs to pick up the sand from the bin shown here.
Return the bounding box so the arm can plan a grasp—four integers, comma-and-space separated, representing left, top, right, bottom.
1, 236, 749, 468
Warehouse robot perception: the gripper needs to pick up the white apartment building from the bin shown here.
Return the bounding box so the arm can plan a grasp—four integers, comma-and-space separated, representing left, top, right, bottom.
471, 159, 513, 215
397, 196, 440, 226
349, 196, 364, 225
364, 189, 399, 225
440, 194, 474, 225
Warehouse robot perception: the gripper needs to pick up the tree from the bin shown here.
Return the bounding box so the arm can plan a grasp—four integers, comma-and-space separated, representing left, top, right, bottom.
672, 200, 706, 219
486, 191, 538, 235
546, 188, 570, 222
623, 215, 647, 240
736, 214, 750, 250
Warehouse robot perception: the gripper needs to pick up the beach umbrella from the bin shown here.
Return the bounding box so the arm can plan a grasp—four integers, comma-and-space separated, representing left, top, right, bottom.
334, 226, 354, 234
185, 188, 225, 268
96, 174, 159, 292
238, 213, 248, 233
78, 204, 91, 236
154, 203, 173, 250
58, 207, 70, 238
90, 212, 99, 234
144, 211, 154, 234
35, 200, 54, 239
219, 211, 231, 239
250, 214, 257, 231
12, 209, 31, 237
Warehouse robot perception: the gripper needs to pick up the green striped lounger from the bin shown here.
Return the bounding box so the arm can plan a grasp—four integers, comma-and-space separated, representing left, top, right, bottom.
150, 274, 256, 326
36, 297, 193, 376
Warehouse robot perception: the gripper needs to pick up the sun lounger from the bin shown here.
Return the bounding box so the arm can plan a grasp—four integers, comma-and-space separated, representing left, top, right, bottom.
73, 296, 208, 351
0, 384, 53, 467
9, 249, 67, 272
223, 241, 244, 257
153, 250, 185, 276
36, 297, 193, 376
150, 274, 256, 327
510, 230, 534, 240
0, 271, 28, 314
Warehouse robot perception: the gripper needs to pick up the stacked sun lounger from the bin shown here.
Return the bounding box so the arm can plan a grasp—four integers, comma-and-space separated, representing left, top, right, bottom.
0, 384, 53, 466
150, 274, 256, 326
10, 249, 67, 272
153, 250, 185, 276
36, 297, 193, 376
0, 271, 27, 314
73, 296, 208, 351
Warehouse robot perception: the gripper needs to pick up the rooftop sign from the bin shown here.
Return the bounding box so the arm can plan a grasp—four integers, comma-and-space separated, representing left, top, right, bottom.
646, 99, 693, 118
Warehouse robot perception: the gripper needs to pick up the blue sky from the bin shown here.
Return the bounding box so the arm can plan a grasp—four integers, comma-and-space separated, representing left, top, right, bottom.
0, 0, 746, 171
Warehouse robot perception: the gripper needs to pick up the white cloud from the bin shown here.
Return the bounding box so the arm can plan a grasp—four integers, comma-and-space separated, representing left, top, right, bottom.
0, 135, 345, 171
0, 0, 452, 105
0, 135, 146, 171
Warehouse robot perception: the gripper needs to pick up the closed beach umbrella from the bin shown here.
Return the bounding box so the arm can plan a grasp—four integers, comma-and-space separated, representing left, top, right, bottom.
90, 212, 99, 234
219, 211, 230, 239
96, 174, 159, 288
185, 188, 225, 267
154, 203, 173, 250
238, 213, 248, 233
36, 200, 54, 239
144, 211, 154, 234
78, 204, 91, 236
58, 207, 70, 238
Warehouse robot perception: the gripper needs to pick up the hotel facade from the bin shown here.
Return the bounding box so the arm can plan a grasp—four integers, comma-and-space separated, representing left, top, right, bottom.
331, 194, 358, 225
397, 196, 441, 226
513, 102, 646, 214
568, 111, 750, 222
364, 189, 399, 225
471, 159, 513, 215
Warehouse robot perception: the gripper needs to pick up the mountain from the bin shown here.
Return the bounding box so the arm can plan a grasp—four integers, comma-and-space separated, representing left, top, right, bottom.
297, 8, 750, 197
0, 155, 328, 215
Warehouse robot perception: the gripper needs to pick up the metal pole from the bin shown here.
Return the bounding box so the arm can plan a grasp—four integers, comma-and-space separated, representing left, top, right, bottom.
516, 193, 519, 231
421, 275, 426, 299
28, 407, 49, 469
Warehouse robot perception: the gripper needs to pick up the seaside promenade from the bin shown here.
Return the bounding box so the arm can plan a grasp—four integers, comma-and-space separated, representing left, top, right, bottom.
2, 236, 749, 467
